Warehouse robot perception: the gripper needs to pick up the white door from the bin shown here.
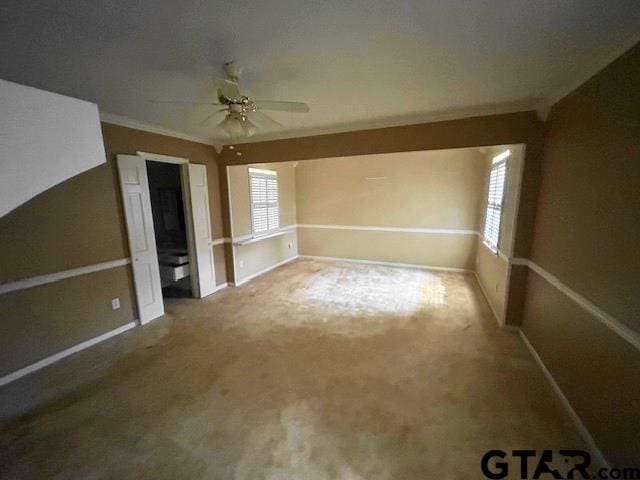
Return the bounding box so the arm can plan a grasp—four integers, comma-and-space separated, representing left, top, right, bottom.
117, 155, 165, 324
183, 163, 216, 297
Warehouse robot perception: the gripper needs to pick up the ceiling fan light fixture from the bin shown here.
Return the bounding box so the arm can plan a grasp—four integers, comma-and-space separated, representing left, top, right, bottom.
218, 115, 242, 137
240, 116, 257, 137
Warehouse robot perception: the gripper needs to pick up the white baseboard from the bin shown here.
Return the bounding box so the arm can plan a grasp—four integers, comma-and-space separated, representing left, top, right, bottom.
0, 321, 137, 387
212, 282, 229, 292
518, 329, 609, 468
233, 256, 299, 287
298, 255, 470, 273
297, 223, 479, 236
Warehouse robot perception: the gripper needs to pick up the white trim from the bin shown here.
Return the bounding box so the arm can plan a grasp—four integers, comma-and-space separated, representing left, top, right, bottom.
211, 237, 230, 246
233, 225, 297, 245
297, 224, 478, 235
248, 167, 277, 176
299, 255, 470, 273
518, 329, 609, 468
233, 256, 299, 286
492, 149, 511, 163
0, 258, 131, 295
0, 321, 137, 387
224, 99, 539, 145
137, 151, 188, 164
505, 145, 526, 260
496, 249, 509, 262
211, 282, 229, 293
234, 231, 293, 246
226, 166, 238, 284
100, 111, 219, 149
512, 258, 640, 352
509, 256, 528, 266
478, 239, 510, 262
473, 272, 502, 326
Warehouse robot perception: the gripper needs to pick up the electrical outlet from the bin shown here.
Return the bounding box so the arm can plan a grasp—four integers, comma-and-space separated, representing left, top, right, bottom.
111, 298, 120, 310
239, 260, 244, 268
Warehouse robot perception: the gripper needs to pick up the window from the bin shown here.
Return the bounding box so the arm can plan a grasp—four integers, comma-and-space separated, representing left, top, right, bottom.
249, 167, 279, 235
483, 150, 509, 252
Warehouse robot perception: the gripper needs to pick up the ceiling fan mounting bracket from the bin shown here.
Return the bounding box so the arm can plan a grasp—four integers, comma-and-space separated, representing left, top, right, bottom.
223, 61, 242, 82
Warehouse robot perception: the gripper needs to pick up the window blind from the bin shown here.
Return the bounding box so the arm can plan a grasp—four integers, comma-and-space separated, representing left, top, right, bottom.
249, 168, 279, 235
483, 152, 509, 252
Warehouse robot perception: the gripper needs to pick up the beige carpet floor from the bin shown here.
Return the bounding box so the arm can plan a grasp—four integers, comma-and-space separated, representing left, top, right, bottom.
0, 259, 586, 479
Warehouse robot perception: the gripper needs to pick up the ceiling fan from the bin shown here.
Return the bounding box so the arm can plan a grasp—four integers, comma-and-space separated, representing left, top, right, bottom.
151, 62, 310, 137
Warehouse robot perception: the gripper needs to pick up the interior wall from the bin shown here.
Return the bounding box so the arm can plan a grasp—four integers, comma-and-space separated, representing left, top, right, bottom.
227, 162, 298, 283
0, 122, 225, 379
521, 42, 640, 465
474, 145, 524, 324
220, 111, 545, 261
295, 148, 486, 270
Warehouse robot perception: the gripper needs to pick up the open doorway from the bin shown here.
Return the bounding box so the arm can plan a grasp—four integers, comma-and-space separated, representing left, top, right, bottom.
146, 161, 192, 298
226, 145, 524, 325
117, 152, 217, 325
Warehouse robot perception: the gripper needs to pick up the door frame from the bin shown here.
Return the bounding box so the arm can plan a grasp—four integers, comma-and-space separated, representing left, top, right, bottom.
136, 151, 201, 299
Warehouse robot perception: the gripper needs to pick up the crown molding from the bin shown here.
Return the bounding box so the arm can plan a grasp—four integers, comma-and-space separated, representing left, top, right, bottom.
99, 36, 640, 150
99, 111, 222, 152
223, 99, 542, 146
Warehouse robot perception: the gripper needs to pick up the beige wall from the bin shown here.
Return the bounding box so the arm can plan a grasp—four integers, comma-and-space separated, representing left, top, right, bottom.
522, 42, 640, 464
296, 149, 486, 229
295, 149, 486, 269
298, 228, 477, 270
522, 270, 640, 465
475, 242, 509, 322
0, 266, 135, 377
227, 162, 298, 283
0, 122, 225, 377
233, 233, 298, 282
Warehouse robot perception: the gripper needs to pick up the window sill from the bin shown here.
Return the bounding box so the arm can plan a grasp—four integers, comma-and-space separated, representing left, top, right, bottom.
482, 240, 499, 255
481, 240, 511, 262
233, 227, 295, 246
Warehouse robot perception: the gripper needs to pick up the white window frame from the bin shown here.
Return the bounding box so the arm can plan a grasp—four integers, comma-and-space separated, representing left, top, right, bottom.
248, 167, 279, 237
483, 150, 510, 253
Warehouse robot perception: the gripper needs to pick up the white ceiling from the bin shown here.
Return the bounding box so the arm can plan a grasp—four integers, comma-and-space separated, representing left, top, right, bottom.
1, 0, 639, 146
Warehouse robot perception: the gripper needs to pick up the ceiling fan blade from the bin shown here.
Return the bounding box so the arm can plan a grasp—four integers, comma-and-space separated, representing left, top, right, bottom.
254, 100, 310, 113
249, 110, 283, 129
200, 108, 227, 126
149, 100, 220, 105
